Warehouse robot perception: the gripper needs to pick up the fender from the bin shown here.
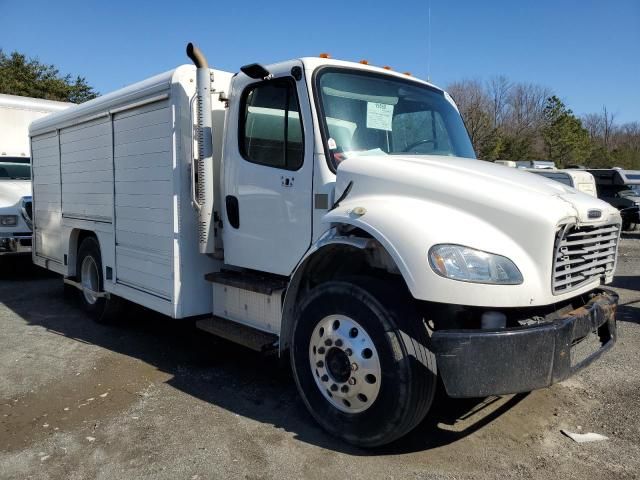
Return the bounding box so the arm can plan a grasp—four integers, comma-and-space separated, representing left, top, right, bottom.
279, 230, 377, 354
320, 194, 611, 308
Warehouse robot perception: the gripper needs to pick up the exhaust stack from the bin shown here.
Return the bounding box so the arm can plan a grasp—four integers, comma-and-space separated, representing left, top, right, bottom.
186, 42, 215, 254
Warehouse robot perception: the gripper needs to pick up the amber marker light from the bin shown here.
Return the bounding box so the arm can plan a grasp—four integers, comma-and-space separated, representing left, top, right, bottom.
432, 253, 447, 276
319, 53, 331, 58
383, 66, 392, 70
359, 59, 369, 65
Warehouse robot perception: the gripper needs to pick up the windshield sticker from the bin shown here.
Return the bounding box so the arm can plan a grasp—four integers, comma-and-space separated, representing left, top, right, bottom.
366, 102, 394, 131
327, 137, 337, 150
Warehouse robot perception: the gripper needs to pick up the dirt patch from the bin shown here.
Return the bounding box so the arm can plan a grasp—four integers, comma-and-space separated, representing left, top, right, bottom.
1, 354, 168, 452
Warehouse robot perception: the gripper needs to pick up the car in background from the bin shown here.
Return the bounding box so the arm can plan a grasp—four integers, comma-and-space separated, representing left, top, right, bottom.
587, 169, 640, 231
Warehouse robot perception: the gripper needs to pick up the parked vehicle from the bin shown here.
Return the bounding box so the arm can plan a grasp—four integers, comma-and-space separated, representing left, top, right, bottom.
0, 94, 71, 255
587, 169, 640, 231
527, 169, 597, 197
516, 160, 556, 169
30, 44, 622, 447
494, 160, 517, 168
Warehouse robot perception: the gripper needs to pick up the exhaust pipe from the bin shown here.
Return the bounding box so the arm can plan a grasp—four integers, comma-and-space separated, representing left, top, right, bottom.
186, 42, 215, 254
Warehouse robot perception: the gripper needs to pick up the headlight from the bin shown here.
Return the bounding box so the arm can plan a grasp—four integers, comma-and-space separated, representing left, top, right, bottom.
0, 215, 18, 226
429, 244, 523, 285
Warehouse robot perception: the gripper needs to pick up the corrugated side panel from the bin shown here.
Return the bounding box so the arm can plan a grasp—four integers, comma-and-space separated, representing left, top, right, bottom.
60, 116, 113, 222
113, 100, 173, 300
31, 131, 63, 262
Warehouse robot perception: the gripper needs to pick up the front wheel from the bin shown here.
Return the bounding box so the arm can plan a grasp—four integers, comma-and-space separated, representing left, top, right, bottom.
290, 279, 437, 447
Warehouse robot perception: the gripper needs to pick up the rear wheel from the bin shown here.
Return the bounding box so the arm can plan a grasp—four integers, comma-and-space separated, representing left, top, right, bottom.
290, 279, 437, 447
76, 237, 121, 323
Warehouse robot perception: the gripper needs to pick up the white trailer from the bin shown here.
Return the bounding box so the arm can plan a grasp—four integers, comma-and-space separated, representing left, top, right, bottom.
0, 94, 71, 254
30, 44, 622, 447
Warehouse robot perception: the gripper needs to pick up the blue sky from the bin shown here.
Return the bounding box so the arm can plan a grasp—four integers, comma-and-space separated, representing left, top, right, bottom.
1, 0, 638, 122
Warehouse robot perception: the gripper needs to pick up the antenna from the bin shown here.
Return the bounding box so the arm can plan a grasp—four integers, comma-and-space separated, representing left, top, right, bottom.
427, 1, 432, 82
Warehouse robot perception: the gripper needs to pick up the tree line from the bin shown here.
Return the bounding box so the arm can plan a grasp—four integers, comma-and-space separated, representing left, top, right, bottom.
446, 77, 640, 169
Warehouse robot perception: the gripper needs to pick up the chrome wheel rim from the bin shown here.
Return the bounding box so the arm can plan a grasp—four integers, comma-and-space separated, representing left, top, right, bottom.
80, 256, 99, 305
309, 315, 381, 413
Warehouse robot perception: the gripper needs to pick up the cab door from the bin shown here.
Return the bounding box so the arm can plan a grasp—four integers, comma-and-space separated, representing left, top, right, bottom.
222, 61, 314, 276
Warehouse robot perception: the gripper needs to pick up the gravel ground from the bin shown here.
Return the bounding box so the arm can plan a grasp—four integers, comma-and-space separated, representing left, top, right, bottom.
0, 234, 639, 480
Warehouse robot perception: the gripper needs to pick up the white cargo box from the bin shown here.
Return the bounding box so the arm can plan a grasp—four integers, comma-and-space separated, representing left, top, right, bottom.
29, 65, 233, 318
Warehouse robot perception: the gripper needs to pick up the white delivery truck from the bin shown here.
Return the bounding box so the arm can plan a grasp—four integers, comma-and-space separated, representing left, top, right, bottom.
0, 94, 71, 255
30, 44, 622, 447
527, 169, 598, 197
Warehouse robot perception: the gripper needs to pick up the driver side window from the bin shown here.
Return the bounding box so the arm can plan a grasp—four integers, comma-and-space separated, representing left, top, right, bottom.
239, 79, 304, 170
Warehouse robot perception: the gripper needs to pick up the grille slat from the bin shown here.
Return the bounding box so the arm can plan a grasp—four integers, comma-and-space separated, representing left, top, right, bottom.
565, 225, 619, 238
560, 233, 618, 247
552, 223, 620, 294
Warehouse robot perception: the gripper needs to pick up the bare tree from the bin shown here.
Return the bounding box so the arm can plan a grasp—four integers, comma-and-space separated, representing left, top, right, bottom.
486, 75, 511, 128
503, 83, 552, 137
601, 106, 616, 150
446, 79, 494, 155
582, 112, 604, 140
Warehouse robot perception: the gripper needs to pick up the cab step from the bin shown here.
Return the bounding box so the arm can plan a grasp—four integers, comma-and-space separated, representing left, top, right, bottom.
204, 269, 288, 295
196, 316, 278, 353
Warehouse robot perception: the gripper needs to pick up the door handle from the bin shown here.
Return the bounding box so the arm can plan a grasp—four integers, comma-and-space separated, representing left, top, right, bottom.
281, 176, 294, 187
226, 195, 240, 229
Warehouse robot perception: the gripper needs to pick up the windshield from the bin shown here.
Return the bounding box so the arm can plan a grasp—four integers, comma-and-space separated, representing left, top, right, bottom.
0, 157, 31, 180
315, 68, 476, 168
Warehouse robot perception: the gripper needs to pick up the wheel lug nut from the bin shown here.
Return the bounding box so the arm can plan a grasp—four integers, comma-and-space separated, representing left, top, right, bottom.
324, 339, 332, 347
341, 385, 349, 393
316, 360, 324, 368
335, 339, 343, 347
345, 348, 352, 356
348, 377, 356, 385
351, 363, 358, 371
321, 374, 329, 382
331, 384, 338, 392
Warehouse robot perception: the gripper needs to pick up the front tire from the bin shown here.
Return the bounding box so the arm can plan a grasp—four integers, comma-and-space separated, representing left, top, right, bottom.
290, 279, 437, 447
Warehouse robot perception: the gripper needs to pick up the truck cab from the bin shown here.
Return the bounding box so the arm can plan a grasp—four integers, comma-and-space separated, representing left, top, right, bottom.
29, 45, 622, 447
0, 94, 71, 255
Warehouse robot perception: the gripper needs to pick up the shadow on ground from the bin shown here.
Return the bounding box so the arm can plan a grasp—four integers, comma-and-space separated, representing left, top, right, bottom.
5, 256, 637, 455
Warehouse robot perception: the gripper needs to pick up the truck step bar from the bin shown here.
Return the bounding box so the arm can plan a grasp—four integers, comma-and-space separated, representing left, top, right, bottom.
196, 316, 278, 352
204, 270, 288, 295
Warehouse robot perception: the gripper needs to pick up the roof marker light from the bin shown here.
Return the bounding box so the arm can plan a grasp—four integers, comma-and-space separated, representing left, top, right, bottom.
383, 66, 392, 70
359, 60, 369, 65
319, 53, 331, 58
403, 72, 412, 76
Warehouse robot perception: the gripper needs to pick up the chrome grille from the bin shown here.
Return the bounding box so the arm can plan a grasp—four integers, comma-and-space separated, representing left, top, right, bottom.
552, 223, 620, 294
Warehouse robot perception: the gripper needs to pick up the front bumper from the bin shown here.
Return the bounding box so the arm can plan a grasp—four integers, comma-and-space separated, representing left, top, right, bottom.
0, 233, 32, 255
431, 288, 618, 398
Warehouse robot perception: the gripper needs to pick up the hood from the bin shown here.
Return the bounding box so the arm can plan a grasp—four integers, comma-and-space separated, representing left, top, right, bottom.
0, 180, 31, 208
335, 155, 620, 226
